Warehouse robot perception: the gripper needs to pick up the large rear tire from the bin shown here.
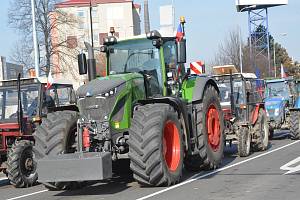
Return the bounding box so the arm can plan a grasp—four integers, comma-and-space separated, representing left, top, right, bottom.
290, 110, 300, 140
237, 127, 251, 157
6, 140, 38, 188
33, 111, 81, 190
128, 104, 184, 186
253, 109, 269, 151
184, 85, 225, 171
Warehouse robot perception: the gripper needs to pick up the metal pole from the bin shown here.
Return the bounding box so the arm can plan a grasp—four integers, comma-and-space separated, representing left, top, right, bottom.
239, 27, 243, 73
31, 0, 39, 77
274, 40, 276, 78
266, 8, 271, 77
89, 0, 94, 48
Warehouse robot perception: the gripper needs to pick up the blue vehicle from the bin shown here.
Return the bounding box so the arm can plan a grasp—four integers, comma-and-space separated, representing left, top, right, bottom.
265, 77, 300, 139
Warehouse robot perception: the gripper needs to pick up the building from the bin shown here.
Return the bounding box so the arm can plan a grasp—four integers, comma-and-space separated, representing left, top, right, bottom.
0, 56, 23, 80
51, 0, 141, 88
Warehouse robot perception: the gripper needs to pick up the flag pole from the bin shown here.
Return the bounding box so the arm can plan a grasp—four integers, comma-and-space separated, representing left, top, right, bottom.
31, 0, 40, 78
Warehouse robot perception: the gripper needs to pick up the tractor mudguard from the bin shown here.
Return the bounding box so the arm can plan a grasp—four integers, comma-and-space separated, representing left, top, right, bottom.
192, 76, 219, 102
251, 104, 265, 125
293, 96, 300, 109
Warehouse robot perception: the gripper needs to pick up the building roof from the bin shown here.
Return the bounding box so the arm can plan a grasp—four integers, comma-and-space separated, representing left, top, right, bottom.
55, 0, 133, 8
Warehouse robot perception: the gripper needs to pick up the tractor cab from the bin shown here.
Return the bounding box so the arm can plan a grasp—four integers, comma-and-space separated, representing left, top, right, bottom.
213, 66, 264, 123
0, 76, 76, 186
213, 65, 268, 157
265, 77, 298, 136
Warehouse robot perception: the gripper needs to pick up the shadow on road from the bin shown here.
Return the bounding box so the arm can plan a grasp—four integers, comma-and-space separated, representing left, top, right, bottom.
55, 152, 238, 197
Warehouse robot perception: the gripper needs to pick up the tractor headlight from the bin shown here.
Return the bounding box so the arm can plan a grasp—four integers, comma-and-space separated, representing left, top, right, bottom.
274, 108, 280, 116
98, 88, 117, 98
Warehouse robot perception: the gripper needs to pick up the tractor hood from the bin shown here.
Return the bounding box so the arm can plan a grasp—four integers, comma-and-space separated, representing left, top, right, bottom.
265, 97, 285, 109
265, 97, 285, 118
76, 73, 142, 98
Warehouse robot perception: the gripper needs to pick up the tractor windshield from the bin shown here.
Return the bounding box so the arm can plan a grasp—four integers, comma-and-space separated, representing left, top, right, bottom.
218, 80, 245, 106
0, 85, 39, 120
109, 39, 162, 82
266, 81, 289, 99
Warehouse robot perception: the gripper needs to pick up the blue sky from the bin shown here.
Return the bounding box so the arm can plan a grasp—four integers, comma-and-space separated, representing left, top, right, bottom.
0, 0, 299, 64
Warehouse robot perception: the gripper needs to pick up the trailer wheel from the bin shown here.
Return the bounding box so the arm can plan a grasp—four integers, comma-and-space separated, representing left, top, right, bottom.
237, 127, 251, 157
6, 140, 38, 188
184, 85, 224, 171
253, 109, 269, 151
128, 104, 184, 186
290, 110, 300, 140
33, 111, 81, 190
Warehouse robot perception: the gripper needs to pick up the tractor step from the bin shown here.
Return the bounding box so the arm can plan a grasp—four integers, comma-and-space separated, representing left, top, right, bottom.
37, 152, 112, 182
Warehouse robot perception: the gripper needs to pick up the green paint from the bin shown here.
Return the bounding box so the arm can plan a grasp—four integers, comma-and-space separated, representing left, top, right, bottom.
182, 77, 196, 102
160, 47, 167, 96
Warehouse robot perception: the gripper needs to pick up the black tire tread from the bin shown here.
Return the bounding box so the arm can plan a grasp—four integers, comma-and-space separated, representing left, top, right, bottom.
290, 111, 300, 140
6, 140, 38, 188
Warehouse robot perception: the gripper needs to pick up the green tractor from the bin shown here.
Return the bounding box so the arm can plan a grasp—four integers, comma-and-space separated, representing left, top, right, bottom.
34, 20, 224, 189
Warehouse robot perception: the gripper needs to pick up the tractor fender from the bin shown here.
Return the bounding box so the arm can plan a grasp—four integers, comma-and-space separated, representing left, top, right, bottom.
252, 103, 265, 125
137, 97, 191, 152
192, 76, 220, 102
293, 96, 300, 109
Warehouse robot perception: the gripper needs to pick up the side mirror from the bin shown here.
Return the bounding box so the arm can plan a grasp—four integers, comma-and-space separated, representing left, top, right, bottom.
77, 53, 87, 75
177, 39, 186, 64
69, 89, 76, 104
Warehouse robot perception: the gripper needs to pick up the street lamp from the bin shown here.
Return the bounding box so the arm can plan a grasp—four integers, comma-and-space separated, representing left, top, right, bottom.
31, 0, 40, 77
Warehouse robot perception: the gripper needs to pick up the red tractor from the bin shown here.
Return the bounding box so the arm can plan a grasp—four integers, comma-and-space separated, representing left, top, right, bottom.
213, 66, 269, 157
0, 74, 76, 187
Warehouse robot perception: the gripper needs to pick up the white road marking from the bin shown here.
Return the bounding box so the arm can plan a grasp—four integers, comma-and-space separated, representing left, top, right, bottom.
137, 140, 300, 200
6, 190, 48, 200
0, 177, 8, 181
5, 141, 300, 200
280, 156, 300, 175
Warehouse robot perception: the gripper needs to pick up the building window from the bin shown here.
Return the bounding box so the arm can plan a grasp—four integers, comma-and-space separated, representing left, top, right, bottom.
93, 33, 99, 42
67, 36, 78, 49
92, 7, 98, 18
77, 10, 84, 17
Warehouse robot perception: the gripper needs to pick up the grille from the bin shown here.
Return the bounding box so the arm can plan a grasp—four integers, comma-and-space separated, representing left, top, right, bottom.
78, 96, 116, 121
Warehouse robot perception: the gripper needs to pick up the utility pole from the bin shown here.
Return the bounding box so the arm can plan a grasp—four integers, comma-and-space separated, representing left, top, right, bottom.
239, 27, 243, 73
31, 0, 39, 77
144, 0, 150, 33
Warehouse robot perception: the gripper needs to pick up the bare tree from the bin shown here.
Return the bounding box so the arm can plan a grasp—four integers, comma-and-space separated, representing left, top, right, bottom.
8, 0, 78, 76
212, 28, 244, 71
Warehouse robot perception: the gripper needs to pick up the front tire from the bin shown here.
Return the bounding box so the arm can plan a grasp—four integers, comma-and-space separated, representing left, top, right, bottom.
128, 104, 184, 186
33, 111, 80, 190
290, 111, 300, 140
237, 127, 251, 157
6, 140, 38, 188
253, 109, 269, 151
184, 85, 225, 171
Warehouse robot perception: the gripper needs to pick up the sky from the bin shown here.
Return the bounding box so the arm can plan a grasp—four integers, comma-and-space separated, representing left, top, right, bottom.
0, 0, 299, 65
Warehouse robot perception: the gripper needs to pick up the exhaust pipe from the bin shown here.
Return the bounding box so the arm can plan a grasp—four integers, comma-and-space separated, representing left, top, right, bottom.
84, 42, 97, 81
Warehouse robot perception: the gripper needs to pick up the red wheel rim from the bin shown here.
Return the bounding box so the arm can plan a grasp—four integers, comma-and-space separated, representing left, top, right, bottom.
163, 121, 181, 172
206, 104, 221, 151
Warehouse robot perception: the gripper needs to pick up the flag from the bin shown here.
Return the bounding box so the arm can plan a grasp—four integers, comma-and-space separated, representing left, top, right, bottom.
281, 64, 287, 78
46, 69, 54, 89
176, 23, 184, 42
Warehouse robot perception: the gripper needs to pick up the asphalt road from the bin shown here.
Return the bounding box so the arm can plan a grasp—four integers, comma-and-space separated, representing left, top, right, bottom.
1, 131, 299, 200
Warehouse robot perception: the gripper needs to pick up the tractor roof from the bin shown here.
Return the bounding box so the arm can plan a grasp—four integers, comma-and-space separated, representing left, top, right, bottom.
0, 77, 73, 87
266, 77, 293, 83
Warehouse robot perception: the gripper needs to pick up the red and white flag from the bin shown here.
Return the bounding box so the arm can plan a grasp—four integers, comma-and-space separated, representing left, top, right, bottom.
46, 69, 54, 89
281, 63, 287, 78
190, 61, 205, 75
